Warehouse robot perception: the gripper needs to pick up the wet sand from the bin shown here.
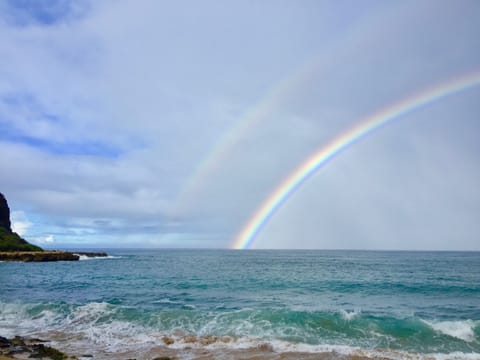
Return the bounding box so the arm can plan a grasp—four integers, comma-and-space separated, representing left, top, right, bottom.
142, 346, 381, 360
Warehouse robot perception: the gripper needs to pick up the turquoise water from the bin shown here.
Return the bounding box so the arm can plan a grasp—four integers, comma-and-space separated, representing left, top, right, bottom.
1, 250, 479, 358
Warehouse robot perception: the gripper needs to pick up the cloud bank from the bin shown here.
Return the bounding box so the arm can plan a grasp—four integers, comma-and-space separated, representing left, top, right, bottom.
0, 0, 479, 249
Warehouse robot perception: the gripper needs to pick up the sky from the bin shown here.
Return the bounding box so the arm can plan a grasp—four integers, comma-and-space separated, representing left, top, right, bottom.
0, 0, 479, 250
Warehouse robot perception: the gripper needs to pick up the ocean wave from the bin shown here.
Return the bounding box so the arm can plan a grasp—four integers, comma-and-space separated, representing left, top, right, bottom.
65, 302, 115, 326
424, 319, 479, 342
1, 301, 479, 358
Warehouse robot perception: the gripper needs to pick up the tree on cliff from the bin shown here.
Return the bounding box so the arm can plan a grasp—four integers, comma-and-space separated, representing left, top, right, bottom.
0, 193, 43, 252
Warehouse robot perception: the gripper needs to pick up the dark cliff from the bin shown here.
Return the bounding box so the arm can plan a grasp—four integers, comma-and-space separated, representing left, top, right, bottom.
0, 192, 12, 232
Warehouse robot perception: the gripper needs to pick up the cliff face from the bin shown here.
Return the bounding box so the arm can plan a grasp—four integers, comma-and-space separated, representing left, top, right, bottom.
0, 192, 43, 252
0, 192, 12, 232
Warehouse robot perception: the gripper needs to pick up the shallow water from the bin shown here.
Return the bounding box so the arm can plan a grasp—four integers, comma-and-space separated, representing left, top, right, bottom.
1, 250, 479, 359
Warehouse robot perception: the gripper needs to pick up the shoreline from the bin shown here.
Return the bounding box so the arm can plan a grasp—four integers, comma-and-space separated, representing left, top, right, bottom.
0, 334, 384, 360
3, 334, 476, 360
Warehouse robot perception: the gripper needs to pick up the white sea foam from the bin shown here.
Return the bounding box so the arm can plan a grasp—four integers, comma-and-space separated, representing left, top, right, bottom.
0, 302, 65, 338
31, 302, 157, 353
432, 353, 480, 360
65, 302, 114, 327
424, 319, 478, 342
0, 302, 28, 337
163, 333, 362, 355
340, 308, 361, 321
160, 335, 480, 360
182, 304, 196, 310
75, 255, 121, 261
153, 298, 181, 304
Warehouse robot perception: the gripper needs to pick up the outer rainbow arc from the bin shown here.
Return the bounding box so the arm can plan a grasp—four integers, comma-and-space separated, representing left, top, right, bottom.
232, 71, 480, 250
172, 3, 411, 216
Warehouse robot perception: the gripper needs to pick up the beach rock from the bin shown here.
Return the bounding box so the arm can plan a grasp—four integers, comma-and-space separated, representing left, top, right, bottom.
162, 336, 175, 345
10, 336, 26, 347
183, 335, 197, 343
199, 336, 218, 346
257, 342, 274, 352
0, 193, 11, 232
0, 336, 10, 348
0, 336, 68, 360
30, 343, 67, 359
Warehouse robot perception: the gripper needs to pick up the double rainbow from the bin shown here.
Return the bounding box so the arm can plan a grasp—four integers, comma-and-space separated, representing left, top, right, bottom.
232, 71, 480, 249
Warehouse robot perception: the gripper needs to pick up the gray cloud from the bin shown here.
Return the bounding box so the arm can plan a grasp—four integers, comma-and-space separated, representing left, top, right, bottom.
0, 0, 479, 249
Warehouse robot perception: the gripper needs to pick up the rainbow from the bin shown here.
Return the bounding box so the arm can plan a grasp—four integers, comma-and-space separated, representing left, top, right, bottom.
172, 2, 406, 215
232, 71, 480, 249
173, 54, 337, 215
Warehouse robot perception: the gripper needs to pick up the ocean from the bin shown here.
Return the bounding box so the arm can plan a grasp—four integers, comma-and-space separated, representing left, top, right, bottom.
1, 250, 479, 359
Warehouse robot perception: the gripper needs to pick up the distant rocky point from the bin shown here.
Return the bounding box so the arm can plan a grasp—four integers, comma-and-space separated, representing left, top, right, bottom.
0, 192, 107, 262
0, 251, 108, 262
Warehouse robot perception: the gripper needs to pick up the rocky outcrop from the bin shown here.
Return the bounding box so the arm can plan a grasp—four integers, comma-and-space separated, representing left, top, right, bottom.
0, 251, 112, 262
74, 251, 108, 257
0, 193, 12, 232
0, 251, 79, 262
0, 336, 68, 359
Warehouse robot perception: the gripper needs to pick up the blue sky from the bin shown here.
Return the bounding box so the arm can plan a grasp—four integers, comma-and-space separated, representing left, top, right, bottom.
0, 0, 479, 250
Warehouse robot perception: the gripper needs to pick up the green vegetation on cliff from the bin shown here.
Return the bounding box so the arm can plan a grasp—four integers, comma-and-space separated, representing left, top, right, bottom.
0, 227, 43, 252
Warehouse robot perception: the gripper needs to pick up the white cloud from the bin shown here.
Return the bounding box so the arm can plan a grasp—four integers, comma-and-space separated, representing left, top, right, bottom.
10, 211, 32, 236
33, 235, 55, 244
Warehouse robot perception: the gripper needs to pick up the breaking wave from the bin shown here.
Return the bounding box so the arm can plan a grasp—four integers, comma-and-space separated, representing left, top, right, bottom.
1, 301, 479, 359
